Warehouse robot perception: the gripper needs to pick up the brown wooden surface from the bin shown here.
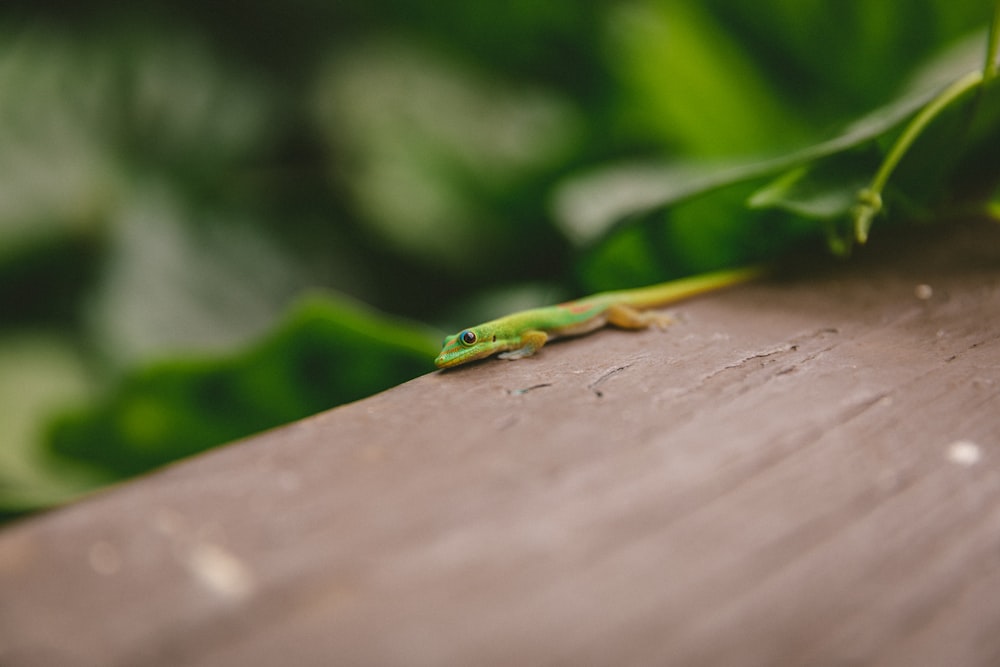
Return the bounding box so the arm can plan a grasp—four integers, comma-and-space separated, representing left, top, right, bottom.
2, 220, 1000, 666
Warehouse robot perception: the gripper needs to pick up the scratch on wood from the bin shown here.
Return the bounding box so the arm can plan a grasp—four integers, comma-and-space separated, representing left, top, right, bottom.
710, 345, 795, 377
507, 383, 552, 396
708, 328, 840, 379
589, 365, 632, 398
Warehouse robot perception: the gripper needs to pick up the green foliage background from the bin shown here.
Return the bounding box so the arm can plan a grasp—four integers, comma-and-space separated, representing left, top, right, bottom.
2, 0, 997, 517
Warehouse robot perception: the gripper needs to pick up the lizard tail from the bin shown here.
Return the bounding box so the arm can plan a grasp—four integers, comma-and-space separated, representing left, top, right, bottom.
600, 265, 766, 309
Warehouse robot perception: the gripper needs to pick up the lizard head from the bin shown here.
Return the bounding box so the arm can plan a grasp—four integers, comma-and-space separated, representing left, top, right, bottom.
435, 327, 501, 369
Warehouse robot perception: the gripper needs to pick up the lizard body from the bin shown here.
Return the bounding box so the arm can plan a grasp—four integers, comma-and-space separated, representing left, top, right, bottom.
435, 266, 762, 368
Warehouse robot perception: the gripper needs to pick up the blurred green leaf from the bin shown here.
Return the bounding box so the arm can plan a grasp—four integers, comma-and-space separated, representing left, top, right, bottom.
314, 39, 581, 270
0, 30, 115, 265
0, 26, 271, 250
606, 0, 809, 155
86, 184, 308, 370
0, 335, 105, 512
49, 294, 440, 478
555, 27, 994, 254
575, 180, 818, 290
704, 0, 988, 117
0, 25, 292, 337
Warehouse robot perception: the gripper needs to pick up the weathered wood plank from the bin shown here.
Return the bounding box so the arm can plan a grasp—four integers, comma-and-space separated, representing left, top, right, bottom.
2, 220, 999, 667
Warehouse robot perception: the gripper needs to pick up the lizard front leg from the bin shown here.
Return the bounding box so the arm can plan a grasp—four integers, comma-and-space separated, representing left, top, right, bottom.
498, 330, 548, 360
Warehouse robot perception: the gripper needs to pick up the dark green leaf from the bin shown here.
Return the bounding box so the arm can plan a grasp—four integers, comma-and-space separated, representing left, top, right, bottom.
554, 30, 990, 245
48, 295, 440, 478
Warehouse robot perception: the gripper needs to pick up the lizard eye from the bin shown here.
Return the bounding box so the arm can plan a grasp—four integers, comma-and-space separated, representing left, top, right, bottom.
460, 330, 477, 346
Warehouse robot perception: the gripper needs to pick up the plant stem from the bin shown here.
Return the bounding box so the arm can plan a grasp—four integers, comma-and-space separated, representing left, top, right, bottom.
853, 69, 984, 243
986, 0, 1000, 82
853, 3, 1000, 243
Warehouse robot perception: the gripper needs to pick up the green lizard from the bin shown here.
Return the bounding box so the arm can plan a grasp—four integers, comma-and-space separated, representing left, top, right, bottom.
435, 266, 763, 368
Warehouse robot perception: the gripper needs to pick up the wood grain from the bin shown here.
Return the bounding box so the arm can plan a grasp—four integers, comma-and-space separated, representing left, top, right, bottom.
2, 220, 999, 667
